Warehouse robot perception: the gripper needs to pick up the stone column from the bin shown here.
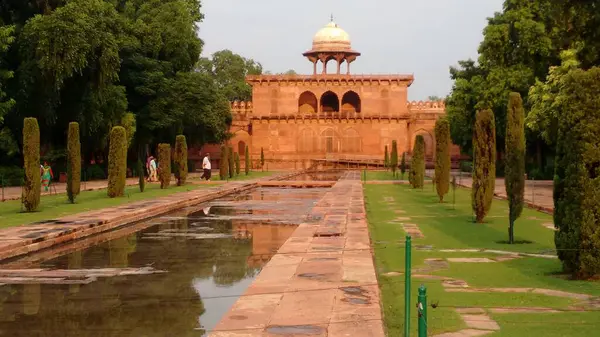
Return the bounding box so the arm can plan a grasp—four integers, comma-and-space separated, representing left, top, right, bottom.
313, 60, 318, 75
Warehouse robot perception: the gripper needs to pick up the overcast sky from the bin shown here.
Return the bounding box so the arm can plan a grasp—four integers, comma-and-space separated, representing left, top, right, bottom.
198, 0, 504, 100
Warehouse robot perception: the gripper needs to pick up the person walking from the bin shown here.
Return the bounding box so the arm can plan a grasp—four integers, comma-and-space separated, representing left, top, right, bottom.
149, 156, 158, 182
200, 153, 211, 181
41, 162, 54, 192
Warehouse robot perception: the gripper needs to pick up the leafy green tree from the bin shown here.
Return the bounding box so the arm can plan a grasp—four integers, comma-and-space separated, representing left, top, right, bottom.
244, 145, 250, 175
260, 147, 265, 170
472, 109, 496, 223
400, 152, 406, 180
384, 145, 389, 169
234, 152, 240, 176
67, 122, 81, 203
158, 143, 171, 189
228, 146, 234, 178
435, 117, 451, 202
196, 49, 263, 101
22, 118, 40, 211
554, 67, 600, 279
108, 126, 127, 198
174, 135, 188, 186
120, 113, 136, 149
390, 141, 398, 177
0, 25, 15, 123
505, 93, 526, 244
219, 145, 228, 180
410, 136, 425, 188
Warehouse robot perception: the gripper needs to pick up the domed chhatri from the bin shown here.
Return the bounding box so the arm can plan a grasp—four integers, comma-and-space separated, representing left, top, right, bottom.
303, 16, 361, 75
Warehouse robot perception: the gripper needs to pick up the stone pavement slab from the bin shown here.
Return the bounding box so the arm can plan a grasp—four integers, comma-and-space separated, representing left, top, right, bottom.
209, 172, 385, 336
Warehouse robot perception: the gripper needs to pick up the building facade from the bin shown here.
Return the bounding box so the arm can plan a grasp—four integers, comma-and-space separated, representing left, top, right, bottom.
198, 19, 458, 170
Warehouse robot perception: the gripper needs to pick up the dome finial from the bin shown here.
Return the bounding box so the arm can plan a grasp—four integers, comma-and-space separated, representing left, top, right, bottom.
330, 13, 334, 22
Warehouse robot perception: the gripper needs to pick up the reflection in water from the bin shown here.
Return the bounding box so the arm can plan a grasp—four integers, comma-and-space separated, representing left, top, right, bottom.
0, 188, 327, 336
288, 171, 342, 181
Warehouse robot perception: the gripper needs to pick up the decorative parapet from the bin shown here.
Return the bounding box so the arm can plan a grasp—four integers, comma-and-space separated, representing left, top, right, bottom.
407, 100, 446, 111
230, 101, 253, 120
246, 74, 415, 86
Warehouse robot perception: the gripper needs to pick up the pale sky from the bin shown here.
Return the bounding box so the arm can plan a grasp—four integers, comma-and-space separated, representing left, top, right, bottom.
198, 0, 504, 100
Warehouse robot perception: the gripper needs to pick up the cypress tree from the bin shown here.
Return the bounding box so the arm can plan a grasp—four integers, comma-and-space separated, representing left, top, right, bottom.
235, 152, 240, 175
384, 145, 389, 169
390, 141, 398, 177
260, 147, 265, 171
67, 122, 81, 203
174, 135, 188, 186
228, 146, 234, 178
435, 117, 451, 202
137, 158, 145, 192
472, 109, 496, 223
505, 93, 525, 244
220, 145, 228, 180
22, 118, 40, 211
411, 136, 425, 188
158, 143, 171, 189
245, 145, 250, 175
554, 67, 600, 279
400, 152, 406, 180
107, 126, 127, 198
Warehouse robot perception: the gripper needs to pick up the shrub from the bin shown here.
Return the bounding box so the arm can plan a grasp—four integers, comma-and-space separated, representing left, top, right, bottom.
0, 166, 23, 187
435, 117, 451, 202
245, 145, 250, 175
220, 145, 228, 180
174, 135, 188, 186
67, 122, 81, 203
120, 113, 136, 149
228, 146, 234, 178
137, 158, 145, 192
505, 93, 526, 244
260, 147, 265, 170
234, 152, 240, 175
390, 141, 398, 176
384, 145, 389, 169
472, 109, 496, 223
22, 118, 40, 211
554, 67, 600, 279
158, 143, 171, 189
107, 126, 127, 198
410, 136, 425, 188
400, 152, 406, 179
85, 164, 106, 180
460, 161, 473, 173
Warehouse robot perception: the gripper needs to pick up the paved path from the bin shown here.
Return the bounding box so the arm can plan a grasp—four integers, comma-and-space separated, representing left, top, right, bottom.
0, 172, 296, 261
209, 172, 384, 337
455, 176, 553, 213
1, 173, 205, 201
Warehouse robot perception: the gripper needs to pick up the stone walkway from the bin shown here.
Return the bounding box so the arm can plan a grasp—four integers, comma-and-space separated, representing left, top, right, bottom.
208, 172, 384, 337
0, 172, 296, 261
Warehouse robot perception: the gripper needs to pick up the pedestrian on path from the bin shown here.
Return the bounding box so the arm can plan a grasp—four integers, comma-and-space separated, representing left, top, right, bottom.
149, 156, 158, 182
41, 162, 54, 192
200, 153, 211, 181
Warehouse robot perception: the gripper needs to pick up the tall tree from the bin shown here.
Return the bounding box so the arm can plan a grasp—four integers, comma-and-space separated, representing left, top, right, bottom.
390, 141, 398, 177
505, 93, 525, 244
472, 109, 496, 223
22, 117, 40, 211
244, 145, 250, 175
174, 135, 188, 186
158, 143, 171, 189
400, 152, 406, 180
554, 67, 600, 279
0, 24, 14, 123
219, 145, 228, 180
410, 136, 425, 189
107, 126, 127, 198
67, 122, 81, 203
196, 49, 263, 101
384, 145, 389, 169
435, 117, 451, 202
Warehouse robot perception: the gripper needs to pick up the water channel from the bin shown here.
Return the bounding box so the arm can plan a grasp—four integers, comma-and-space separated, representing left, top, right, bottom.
0, 181, 337, 336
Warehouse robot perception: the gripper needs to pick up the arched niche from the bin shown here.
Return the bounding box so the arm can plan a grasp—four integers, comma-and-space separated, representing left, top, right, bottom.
341, 91, 361, 113
342, 128, 361, 153
320, 128, 339, 153
320, 91, 339, 113
298, 91, 318, 114
298, 129, 316, 153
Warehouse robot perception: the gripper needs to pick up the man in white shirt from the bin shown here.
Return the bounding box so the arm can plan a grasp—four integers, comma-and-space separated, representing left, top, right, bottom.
201, 153, 211, 181
149, 156, 157, 182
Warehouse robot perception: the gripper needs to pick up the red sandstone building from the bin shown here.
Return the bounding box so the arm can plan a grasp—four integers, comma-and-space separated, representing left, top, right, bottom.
197, 19, 458, 169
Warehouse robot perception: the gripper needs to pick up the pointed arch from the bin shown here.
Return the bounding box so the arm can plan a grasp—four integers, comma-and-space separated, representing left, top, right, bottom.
341, 91, 361, 113
342, 128, 361, 153
298, 91, 318, 114
320, 128, 339, 153
320, 91, 339, 113
298, 129, 316, 153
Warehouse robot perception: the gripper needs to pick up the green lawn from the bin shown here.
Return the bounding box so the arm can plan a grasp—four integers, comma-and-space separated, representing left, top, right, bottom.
210, 170, 279, 181
0, 171, 276, 229
365, 183, 600, 336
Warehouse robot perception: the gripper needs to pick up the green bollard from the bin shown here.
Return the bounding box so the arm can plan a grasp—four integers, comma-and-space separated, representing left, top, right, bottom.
404, 236, 412, 337
418, 285, 427, 337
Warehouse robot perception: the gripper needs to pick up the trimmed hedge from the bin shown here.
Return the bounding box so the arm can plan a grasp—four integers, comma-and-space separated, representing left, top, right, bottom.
107, 126, 127, 198
390, 141, 398, 176
158, 143, 171, 189
384, 145, 389, 169
400, 152, 406, 179
174, 135, 188, 186
67, 122, 81, 203
219, 145, 228, 180
260, 147, 265, 169
410, 136, 425, 188
244, 145, 250, 175
234, 151, 240, 175
435, 117, 451, 202
228, 146, 234, 178
472, 109, 496, 223
554, 67, 600, 279
505, 93, 526, 243
22, 118, 40, 211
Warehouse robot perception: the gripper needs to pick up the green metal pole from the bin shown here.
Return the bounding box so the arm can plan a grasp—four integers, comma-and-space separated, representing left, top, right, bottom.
404, 236, 412, 337
418, 285, 427, 337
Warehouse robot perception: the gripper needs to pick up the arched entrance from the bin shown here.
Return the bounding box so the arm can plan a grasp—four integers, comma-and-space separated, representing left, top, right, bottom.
341, 91, 361, 113
320, 128, 339, 153
342, 128, 361, 153
238, 141, 246, 156
320, 91, 339, 113
298, 91, 318, 114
